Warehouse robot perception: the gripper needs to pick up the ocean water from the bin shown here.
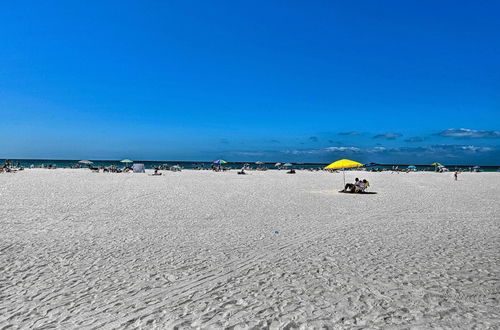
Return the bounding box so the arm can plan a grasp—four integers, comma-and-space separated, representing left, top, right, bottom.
2, 159, 499, 172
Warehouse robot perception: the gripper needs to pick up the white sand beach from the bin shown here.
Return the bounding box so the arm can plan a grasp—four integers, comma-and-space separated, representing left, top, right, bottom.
0, 169, 499, 329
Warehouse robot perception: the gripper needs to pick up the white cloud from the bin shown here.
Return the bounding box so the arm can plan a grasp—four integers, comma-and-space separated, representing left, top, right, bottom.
435, 128, 500, 139
324, 146, 361, 152
373, 133, 402, 140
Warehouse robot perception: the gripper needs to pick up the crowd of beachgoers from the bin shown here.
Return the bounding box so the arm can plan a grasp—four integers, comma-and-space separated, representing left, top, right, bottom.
0, 159, 489, 174
1, 159, 487, 195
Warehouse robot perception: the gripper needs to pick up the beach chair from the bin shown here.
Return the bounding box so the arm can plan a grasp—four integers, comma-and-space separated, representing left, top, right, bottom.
354, 181, 369, 193
356, 181, 370, 193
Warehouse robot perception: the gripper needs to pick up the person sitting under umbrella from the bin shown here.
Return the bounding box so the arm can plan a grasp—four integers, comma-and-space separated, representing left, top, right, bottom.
356, 179, 370, 192
343, 178, 370, 193
344, 178, 359, 192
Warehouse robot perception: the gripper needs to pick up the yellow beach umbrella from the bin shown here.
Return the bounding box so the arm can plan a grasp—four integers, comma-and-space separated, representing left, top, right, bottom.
324, 159, 363, 187
325, 159, 363, 170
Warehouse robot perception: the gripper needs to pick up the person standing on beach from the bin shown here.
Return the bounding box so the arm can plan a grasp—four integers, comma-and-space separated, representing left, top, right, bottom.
454, 171, 458, 181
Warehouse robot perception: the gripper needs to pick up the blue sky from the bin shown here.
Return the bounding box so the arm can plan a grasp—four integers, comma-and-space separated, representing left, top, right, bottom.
0, 1, 499, 164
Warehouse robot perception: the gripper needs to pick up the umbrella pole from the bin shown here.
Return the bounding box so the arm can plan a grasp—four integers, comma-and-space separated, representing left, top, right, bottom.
343, 168, 345, 188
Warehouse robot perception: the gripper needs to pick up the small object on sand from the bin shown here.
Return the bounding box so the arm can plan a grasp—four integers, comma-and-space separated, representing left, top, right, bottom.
272, 230, 279, 234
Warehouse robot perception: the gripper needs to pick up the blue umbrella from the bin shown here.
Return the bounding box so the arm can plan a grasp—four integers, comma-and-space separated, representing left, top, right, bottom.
408, 165, 416, 169
363, 162, 379, 167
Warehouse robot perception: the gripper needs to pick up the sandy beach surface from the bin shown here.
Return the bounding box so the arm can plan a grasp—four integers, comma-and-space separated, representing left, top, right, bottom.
0, 169, 499, 329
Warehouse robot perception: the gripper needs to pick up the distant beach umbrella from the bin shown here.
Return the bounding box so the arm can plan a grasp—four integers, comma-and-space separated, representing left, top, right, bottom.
255, 161, 265, 165
275, 163, 282, 167
213, 159, 227, 164
431, 162, 443, 171
78, 160, 93, 165
473, 165, 480, 169
324, 159, 363, 187
121, 159, 133, 168
408, 165, 416, 169
363, 162, 378, 167
283, 163, 293, 167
